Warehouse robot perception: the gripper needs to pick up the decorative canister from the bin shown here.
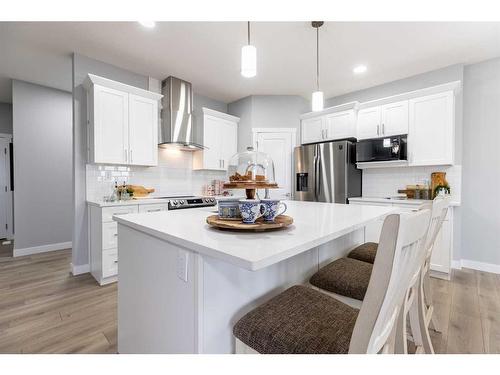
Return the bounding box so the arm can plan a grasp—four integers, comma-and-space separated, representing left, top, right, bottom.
217, 197, 242, 220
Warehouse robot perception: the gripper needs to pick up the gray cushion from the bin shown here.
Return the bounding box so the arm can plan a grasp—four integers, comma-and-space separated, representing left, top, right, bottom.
347, 242, 378, 264
233, 285, 358, 354
309, 257, 372, 301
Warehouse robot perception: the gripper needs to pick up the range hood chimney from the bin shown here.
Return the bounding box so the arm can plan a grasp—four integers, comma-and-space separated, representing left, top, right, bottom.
159, 76, 203, 150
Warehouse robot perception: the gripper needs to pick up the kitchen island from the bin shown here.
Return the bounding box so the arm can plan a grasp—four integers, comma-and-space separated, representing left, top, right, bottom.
114, 200, 394, 354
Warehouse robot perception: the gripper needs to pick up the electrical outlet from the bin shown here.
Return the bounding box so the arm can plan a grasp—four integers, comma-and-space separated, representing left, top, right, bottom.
176, 250, 189, 282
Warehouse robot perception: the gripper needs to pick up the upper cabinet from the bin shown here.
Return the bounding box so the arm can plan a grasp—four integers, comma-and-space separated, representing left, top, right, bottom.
300, 103, 358, 144
301, 81, 459, 168
193, 108, 239, 171
356, 100, 408, 140
408, 91, 454, 166
85, 74, 162, 166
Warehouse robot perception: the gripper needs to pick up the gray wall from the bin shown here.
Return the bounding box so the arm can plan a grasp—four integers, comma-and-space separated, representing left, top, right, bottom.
228, 95, 309, 152
73, 54, 228, 268
0, 103, 13, 134
461, 57, 500, 266
12, 80, 72, 250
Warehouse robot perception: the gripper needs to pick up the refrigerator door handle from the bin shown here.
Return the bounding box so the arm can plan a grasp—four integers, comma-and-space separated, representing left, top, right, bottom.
315, 147, 321, 200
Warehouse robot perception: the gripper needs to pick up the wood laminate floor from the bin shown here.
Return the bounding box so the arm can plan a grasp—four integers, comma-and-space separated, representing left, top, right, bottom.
0, 246, 499, 354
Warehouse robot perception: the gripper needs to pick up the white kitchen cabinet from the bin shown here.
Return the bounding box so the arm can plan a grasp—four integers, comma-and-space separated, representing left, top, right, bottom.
138, 203, 170, 213
301, 106, 357, 144
408, 91, 454, 166
430, 209, 452, 277
324, 110, 357, 140
193, 108, 239, 171
89, 204, 139, 285
128, 94, 159, 166
357, 100, 408, 140
349, 199, 453, 279
91, 85, 130, 164
301, 117, 323, 144
85, 74, 162, 167
380, 100, 409, 137
356, 106, 381, 140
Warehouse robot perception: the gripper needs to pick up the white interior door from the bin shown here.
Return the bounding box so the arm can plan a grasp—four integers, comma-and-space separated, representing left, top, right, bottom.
0, 138, 10, 239
255, 130, 295, 200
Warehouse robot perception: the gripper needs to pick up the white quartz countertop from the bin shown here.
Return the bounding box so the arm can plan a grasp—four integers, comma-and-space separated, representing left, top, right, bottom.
349, 196, 461, 207
113, 200, 395, 271
87, 196, 233, 208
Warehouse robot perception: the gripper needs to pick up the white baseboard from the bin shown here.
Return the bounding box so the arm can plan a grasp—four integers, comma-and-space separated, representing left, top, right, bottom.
13, 241, 72, 257
71, 263, 90, 275
451, 259, 500, 274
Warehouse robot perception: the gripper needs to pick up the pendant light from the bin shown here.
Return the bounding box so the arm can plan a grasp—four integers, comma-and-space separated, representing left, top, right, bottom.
241, 21, 257, 78
311, 21, 324, 112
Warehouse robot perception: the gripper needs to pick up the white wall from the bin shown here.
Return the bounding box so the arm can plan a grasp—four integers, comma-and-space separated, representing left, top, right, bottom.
461, 57, 500, 267
228, 95, 309, 152
0, 103, 12, 134
12, 80, 72, 253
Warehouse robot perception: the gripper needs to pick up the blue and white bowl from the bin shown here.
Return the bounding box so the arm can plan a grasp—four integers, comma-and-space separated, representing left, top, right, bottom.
217, 197, 242, 220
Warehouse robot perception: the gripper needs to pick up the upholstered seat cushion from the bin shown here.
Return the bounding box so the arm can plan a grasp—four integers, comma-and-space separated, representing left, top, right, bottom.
233, 285, 358, 354
309, 257, 372, 301
347, 242, 378, 264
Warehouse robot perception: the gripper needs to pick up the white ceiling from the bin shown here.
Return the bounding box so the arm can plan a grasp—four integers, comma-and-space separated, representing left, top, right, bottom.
1, 22, 499, 104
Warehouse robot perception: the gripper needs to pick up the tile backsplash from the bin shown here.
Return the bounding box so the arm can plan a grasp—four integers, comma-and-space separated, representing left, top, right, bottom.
86, 148, 226, 202
361, 165, 462, 202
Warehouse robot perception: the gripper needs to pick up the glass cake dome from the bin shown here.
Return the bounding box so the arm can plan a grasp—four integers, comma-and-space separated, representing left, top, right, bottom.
227, 147, 276, 184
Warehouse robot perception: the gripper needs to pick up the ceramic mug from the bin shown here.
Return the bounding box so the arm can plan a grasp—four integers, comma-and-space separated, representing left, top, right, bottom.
238, 199, 267, 224
261, 199, 287, 222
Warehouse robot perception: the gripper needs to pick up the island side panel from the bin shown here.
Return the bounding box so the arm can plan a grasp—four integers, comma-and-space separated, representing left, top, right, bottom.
200, 229, 364, 354
117, 224, 197, 354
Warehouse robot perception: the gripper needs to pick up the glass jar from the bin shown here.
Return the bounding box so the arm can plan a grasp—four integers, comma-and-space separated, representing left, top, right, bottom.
227, 147, 276, 185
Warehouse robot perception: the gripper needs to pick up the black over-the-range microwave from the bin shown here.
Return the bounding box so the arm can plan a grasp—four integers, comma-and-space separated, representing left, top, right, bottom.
356, 135, 407, 163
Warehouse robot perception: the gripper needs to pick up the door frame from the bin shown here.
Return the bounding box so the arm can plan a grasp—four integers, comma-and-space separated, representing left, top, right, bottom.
251, 128, 297, 199
0, 133, 13, 240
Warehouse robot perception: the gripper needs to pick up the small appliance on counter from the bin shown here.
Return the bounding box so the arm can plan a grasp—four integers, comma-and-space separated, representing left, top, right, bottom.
356, 135, 407, 163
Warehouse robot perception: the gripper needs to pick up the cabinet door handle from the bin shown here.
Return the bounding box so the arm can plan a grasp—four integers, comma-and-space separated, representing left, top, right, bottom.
148, 208, 162, 212
130, 149, 133, 164
382, 124, 385, 135
325, 129, 328, 139
377, 125, 380, 136
124, 149, 128, 163
114, 233, 118, 237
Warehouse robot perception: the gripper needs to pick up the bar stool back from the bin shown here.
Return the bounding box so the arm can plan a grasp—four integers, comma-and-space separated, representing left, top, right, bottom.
349, 209, 431, 353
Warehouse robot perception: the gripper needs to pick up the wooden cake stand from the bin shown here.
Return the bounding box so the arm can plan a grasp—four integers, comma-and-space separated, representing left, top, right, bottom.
206, 215, 293, 231
222, 181, 279, 199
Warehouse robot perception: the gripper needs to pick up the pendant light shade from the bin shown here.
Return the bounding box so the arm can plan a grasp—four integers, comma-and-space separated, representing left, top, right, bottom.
241, 22, 257, 78
311, 21, 324, 112
312, 91, 324, 112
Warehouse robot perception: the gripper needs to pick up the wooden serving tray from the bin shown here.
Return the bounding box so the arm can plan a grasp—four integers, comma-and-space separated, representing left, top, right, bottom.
206, 215, 293, 231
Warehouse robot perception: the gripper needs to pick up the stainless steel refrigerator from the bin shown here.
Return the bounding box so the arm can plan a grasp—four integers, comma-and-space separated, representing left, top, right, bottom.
294, 140, 361, 203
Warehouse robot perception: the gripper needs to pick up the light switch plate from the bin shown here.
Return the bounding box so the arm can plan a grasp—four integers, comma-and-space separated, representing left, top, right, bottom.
176, 250, 189, 282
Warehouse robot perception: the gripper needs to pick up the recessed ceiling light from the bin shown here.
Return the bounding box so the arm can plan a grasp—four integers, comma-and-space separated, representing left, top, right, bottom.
353, 65, 367, 74
138, 21, 156, 28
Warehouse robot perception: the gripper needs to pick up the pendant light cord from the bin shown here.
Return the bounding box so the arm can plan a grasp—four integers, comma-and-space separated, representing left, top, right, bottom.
316, 26, 320, 91
248, 21, 251, 45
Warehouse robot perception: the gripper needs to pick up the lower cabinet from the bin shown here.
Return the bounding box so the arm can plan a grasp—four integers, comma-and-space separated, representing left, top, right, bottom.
89, 204, 139, 285
349, 200, 453, 279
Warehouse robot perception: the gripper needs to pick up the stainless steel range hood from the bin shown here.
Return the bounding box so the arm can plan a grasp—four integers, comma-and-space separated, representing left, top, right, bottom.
159, 76, 203, 150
